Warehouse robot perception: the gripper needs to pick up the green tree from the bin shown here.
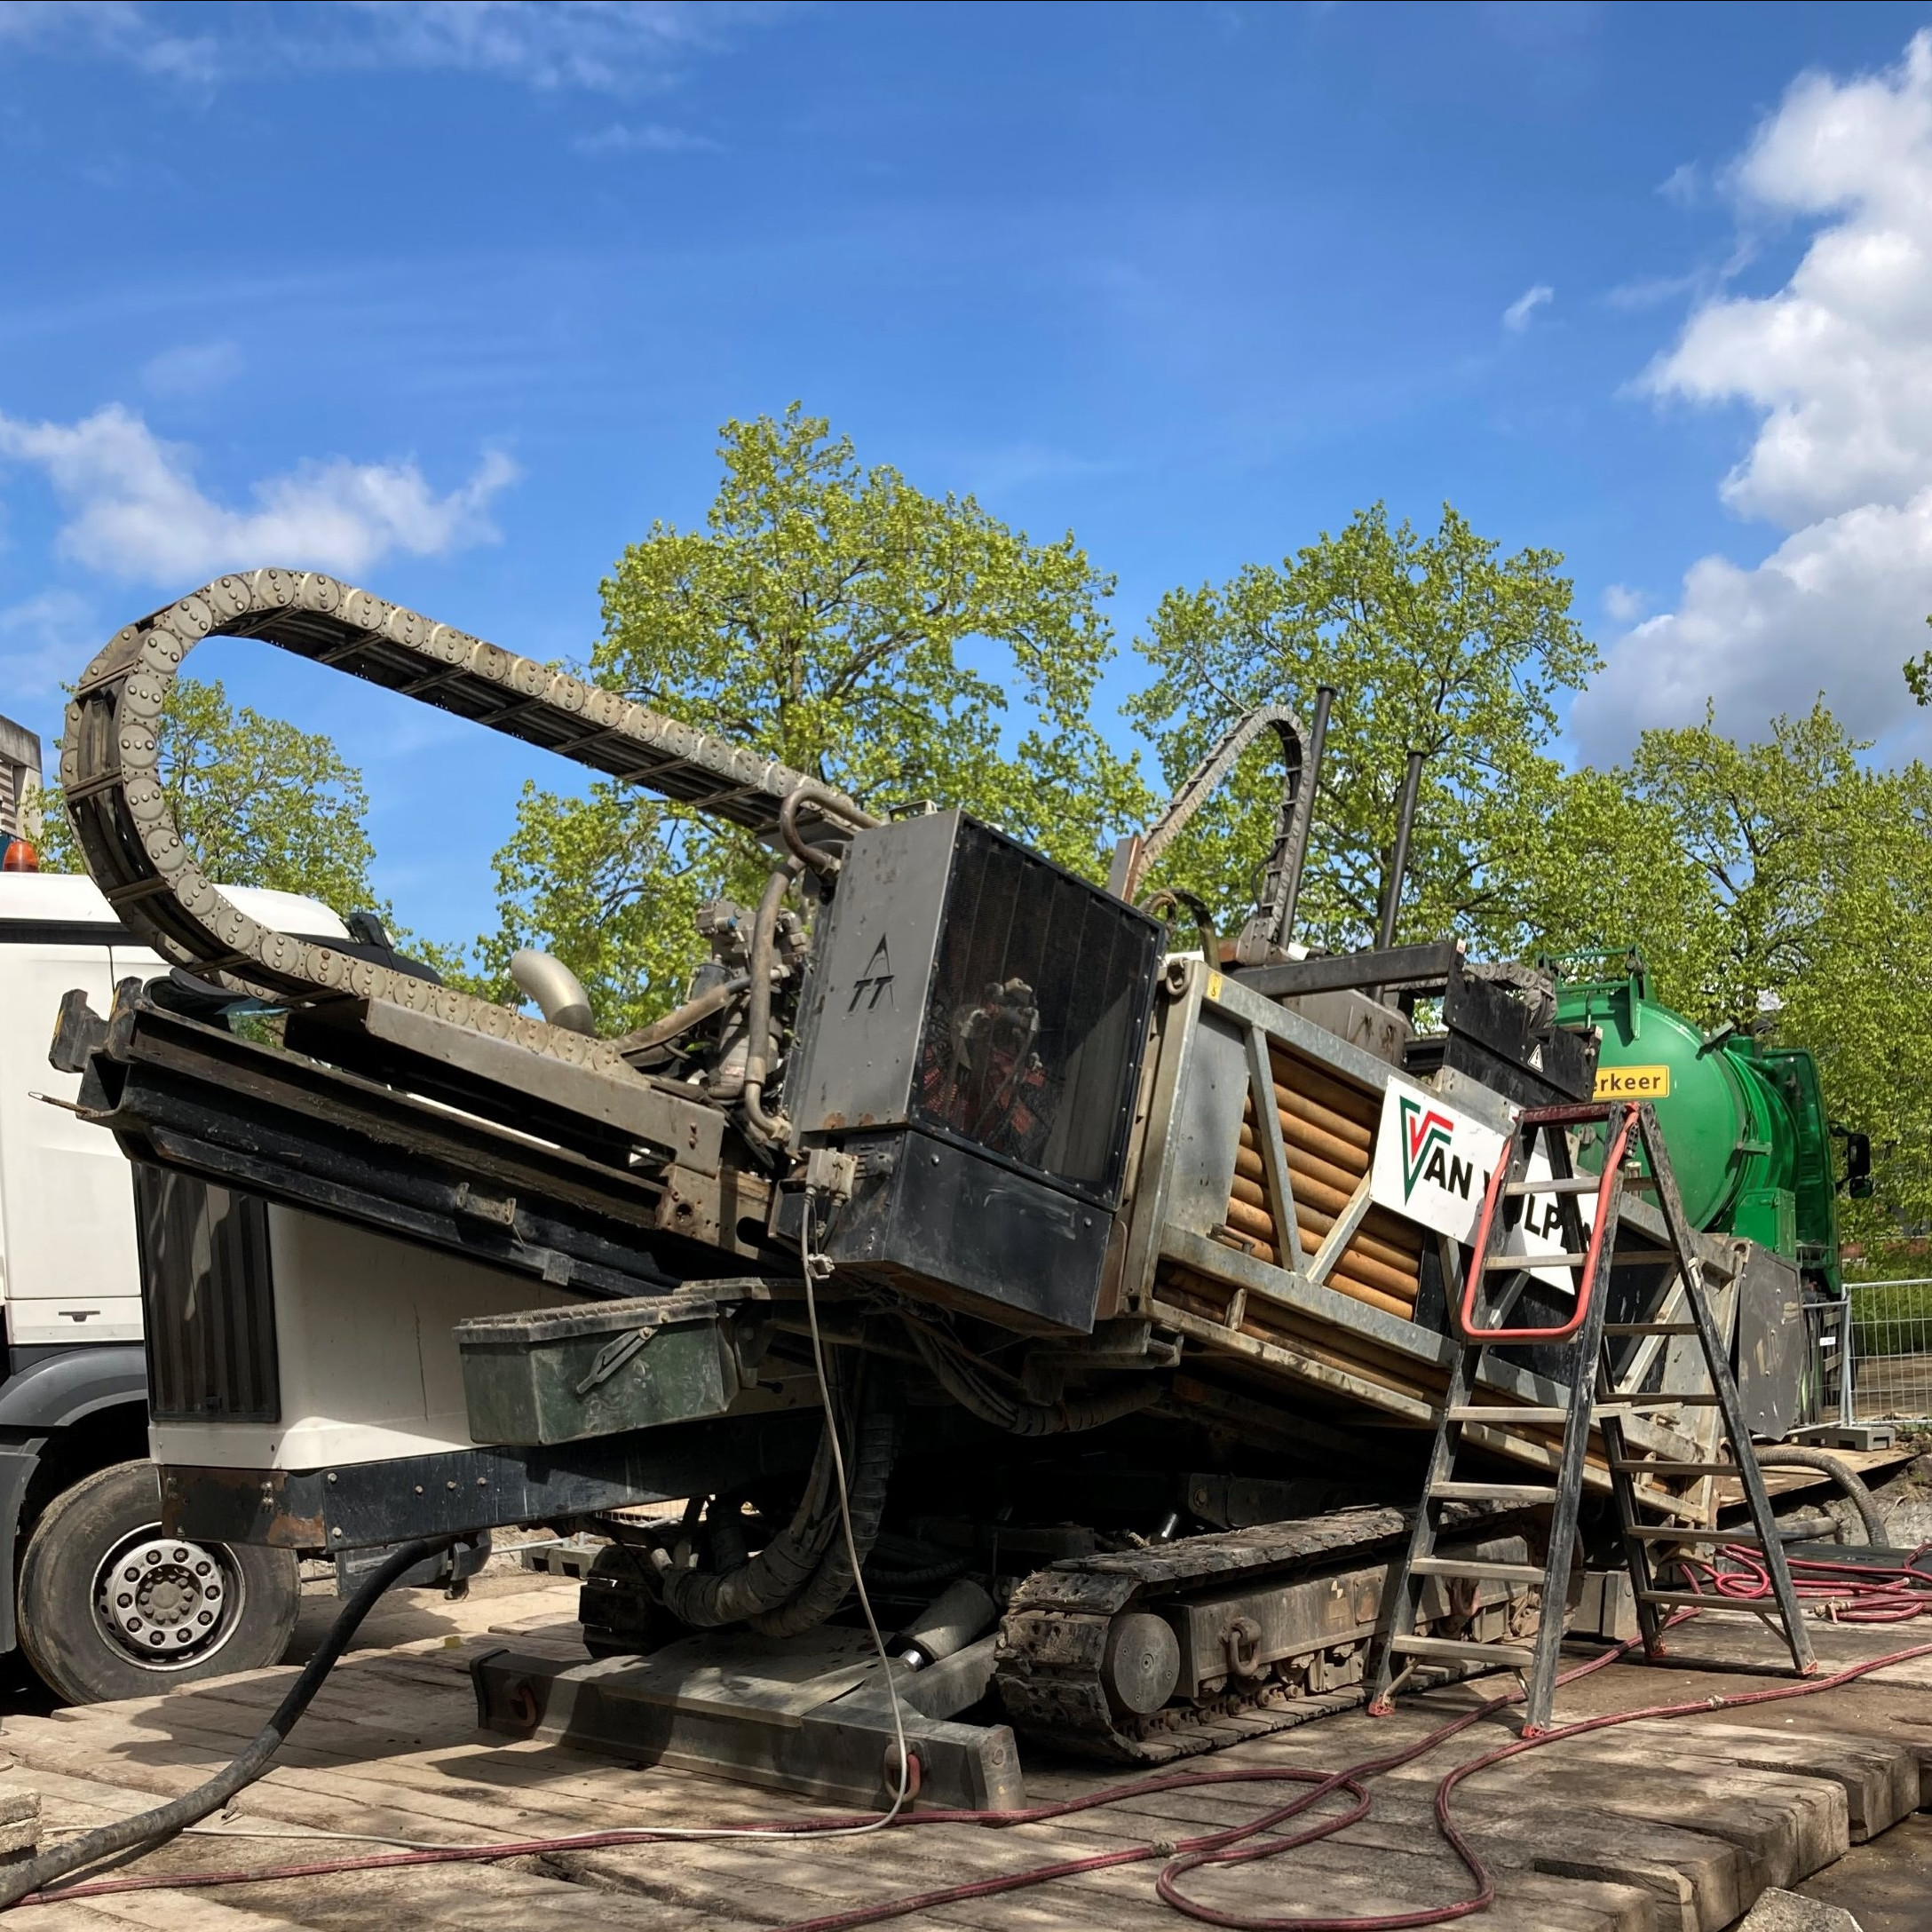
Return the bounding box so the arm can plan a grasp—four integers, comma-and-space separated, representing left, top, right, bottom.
484, 405, 1148, 1030
44, 676, 378, 914
1903, 618, 1932, 703
1127, 503, 1597, 955
1532, 703, 1932, 1233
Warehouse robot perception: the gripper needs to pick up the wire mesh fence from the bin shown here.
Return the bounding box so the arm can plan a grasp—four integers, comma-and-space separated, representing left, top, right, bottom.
1844, 1279, 1932, 1423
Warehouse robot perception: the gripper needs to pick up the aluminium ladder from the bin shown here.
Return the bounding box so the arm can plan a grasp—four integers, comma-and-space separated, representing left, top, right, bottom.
1365, 1098, 1814, 1735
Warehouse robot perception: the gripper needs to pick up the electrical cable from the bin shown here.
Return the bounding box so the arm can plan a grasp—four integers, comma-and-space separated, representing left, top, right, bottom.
796, 1187, 914, 1817
0, 1533, 456, 1912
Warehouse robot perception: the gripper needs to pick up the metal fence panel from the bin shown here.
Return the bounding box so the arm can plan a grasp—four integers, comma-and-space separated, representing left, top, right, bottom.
1846, 1279, 1932, 1422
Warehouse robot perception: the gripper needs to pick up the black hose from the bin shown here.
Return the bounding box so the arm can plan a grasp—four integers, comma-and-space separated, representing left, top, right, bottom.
740, 859, 803, 1144
613, 973, 750, 1060
0, 1534, 455, 1912
659, 1356, 899, 1630
1754, 1445, 1889, 1546
905, 1318, 1165, 1436
752, 1388, 900, 1636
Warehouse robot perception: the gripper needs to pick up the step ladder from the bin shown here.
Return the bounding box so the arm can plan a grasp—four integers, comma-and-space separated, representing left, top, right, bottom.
1366, 1098, 1814, 1735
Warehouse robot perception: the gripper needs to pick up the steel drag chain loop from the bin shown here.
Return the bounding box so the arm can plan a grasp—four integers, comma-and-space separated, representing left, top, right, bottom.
62, 568, 866, 1072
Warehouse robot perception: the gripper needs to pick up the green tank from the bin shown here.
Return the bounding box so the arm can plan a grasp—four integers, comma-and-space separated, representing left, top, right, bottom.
1552, 957, 1843, 1294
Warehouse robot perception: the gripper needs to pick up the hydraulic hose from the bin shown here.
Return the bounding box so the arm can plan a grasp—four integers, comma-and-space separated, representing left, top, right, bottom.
613, 973, 751, 1060
740, 859, 804, 1146
753, 1388, 901, 1636
659, 1358, 899, 1631
0, 1534, 455, 1912
780, 780, 883, 878
906, 1318, 1165, 1436
1753, 1445, 1888, 1545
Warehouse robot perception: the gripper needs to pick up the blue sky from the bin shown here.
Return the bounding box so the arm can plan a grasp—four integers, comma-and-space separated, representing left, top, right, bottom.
2, 1, 1929, 946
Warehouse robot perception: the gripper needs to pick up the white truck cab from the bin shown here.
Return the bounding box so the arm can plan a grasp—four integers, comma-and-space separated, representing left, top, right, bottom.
0, 865, 353, 1702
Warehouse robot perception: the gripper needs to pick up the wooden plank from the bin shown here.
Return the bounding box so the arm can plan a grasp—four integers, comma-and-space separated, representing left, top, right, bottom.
1362, 1784, 1739, 1932
1449, 1744, 1849, 1893
1623, 1719, 1920, 1841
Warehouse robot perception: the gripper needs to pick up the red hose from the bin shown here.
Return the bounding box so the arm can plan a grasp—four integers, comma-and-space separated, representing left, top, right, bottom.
20, 1611, 1932, 1928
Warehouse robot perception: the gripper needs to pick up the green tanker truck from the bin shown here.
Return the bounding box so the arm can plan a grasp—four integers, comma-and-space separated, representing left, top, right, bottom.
1552, 953, 1869, 1299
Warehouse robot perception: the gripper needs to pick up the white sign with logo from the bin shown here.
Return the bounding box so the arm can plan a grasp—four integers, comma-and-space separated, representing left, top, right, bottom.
1367, 1075, 1594, 1294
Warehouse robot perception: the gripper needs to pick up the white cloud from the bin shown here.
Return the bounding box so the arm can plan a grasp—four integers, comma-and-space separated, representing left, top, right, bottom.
573, 122, 722, 155
1502, 284, 1554, 333
1575, 31, 1932, 756
1601, 583, 1647, 622
0, 1, 737, 96
343, 2, 720, 92
0, 404, 516, 582
0, 0, 218, 84
141, 339, 242, 398
0, 588, 95, 696
1659, 161, 1704, 208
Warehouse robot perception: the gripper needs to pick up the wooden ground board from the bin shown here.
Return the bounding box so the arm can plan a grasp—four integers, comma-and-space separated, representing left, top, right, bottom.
3, 1574, 1930, 1931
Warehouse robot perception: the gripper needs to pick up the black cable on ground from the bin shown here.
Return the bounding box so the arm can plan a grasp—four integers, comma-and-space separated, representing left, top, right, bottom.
0, 1533, 455, 1912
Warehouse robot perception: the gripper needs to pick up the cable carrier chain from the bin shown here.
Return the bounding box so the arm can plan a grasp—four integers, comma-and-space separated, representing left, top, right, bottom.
52, 567, 1832, 1808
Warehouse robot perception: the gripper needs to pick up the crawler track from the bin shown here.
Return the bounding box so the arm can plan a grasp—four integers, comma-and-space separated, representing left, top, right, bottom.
994, 1506, 1526, 1762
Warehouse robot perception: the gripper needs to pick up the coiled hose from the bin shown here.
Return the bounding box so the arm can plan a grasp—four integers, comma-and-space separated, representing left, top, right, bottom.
659, 1352, 900, 1634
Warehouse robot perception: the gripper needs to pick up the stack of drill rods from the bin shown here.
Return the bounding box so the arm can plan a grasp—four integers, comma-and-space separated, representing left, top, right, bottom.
1222, 1050, 1421, 1316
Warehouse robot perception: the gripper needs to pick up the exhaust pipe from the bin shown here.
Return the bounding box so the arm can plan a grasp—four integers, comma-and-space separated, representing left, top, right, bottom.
509, 949, 596, 1036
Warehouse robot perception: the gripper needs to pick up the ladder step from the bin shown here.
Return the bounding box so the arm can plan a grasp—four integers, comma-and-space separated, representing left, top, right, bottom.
1484, 1252, 1587, 1270
1504, 1177, 1603, 1196
1625, 1524, 1763, 1545
1390, 1634, 1536, 1667
1409, 1556, 1549, 1584
1609, 1250, 1682, 1267
1604, 1322, 1699, 1335
1447, 1405, 1571, 1424
1620, 1393, 1726, 1407
1637, 1590, 1778, 1611
1611, 1460, 1742, 1476
1429, 1482, 1559, 1504
1631, 1490, 1710, 1520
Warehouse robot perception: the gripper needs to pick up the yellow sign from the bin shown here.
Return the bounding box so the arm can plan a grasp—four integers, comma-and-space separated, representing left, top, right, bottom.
1594, 1064, 1671, 1100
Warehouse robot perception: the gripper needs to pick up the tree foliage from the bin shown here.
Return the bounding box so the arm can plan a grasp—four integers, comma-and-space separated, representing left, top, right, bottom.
44, 676, 379, 915
483, 405, 1147, 1030
1127, 504, 1596, 955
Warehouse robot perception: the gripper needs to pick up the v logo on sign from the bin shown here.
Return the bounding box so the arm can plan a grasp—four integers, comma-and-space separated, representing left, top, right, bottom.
1398, 1094, 1455, 1201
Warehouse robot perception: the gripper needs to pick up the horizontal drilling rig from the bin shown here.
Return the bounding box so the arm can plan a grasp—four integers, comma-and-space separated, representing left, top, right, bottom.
48, 569, 1845, 1803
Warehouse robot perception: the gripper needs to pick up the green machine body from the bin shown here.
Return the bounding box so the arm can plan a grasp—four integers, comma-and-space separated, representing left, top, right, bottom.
1553, 957, 1843, 1295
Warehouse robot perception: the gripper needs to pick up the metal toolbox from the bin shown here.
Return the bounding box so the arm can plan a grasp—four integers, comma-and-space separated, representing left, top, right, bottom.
455, 1285, 770, 1447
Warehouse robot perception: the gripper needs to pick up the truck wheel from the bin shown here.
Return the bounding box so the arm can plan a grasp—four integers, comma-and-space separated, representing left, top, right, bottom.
16, 1460, 302, 1705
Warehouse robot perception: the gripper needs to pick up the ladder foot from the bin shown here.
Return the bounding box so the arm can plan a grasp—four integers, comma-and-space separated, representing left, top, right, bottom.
1366, 1695, 1396, 1718
1519, 1722, 1549, 1740
1799, 1659, 1821, 1677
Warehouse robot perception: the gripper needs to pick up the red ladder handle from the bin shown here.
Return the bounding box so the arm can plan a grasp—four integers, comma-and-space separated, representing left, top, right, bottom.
1454, 1111, 1635, 1344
